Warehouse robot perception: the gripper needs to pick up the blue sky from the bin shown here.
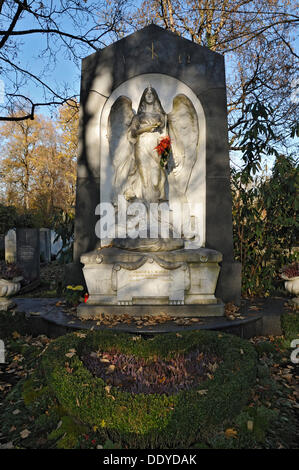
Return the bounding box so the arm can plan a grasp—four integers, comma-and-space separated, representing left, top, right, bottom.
0, 1, 297, 173
1, 2, 298, 120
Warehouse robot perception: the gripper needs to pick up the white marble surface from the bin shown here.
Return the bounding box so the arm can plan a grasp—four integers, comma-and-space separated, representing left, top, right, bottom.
82, 250, 221, 307
98, 73, 206, 248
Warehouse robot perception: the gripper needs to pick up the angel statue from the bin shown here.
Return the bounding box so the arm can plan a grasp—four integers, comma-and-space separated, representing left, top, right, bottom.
107, 85, 199, 249
108, 85, 199, 203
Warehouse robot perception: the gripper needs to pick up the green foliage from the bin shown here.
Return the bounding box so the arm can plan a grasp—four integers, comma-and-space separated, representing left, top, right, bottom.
232, 154, 298, 296
0, 310, 30, 338
255, 341, 278, 357
15, 209, 40, 229
0, 204, 18, 235
281, 313, 299, 341
234, 406, 278, 444
0, 204, 42, 235
237, 101, 279, 176
63, 285, 85, 306
41, 330, 257, 449
48, 415, 88, 449
22, 378, 50, 406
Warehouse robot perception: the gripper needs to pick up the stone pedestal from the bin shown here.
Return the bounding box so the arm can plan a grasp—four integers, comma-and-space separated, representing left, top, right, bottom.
76, 247, 224, 319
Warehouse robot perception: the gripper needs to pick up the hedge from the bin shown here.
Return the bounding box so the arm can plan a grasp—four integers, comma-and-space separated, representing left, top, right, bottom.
41, 329, 257, 448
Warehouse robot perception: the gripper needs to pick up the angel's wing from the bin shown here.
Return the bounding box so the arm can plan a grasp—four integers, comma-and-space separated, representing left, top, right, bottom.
167, 94, 199, 194
108, 96, 135, 200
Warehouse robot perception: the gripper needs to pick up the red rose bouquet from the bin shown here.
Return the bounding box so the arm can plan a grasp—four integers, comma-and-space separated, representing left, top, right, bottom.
154, 136, 171, 168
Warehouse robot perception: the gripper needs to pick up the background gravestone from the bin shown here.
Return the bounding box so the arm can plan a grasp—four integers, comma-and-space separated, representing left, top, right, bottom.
71, 24, 241, 305
5, 229, 16, 263
40, 228, 51, 263
16, 228, 40, 282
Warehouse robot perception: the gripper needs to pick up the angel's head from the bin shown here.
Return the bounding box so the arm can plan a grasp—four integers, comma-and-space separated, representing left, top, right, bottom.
138, 86, 165, 116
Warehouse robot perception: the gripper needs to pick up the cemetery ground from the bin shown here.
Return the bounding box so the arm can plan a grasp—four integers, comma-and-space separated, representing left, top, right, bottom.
0, 263, 298, 450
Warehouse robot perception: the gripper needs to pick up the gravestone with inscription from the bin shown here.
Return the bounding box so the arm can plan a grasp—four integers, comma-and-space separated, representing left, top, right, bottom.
71, 24, 241, 319
16, 228, 40, 282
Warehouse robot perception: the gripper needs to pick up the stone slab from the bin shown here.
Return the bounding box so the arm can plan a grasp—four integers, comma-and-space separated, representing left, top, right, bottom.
11, 296, 291, 339
77, 301, 225, 320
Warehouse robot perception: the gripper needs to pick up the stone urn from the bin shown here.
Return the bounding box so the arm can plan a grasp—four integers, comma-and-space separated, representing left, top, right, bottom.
281, 273, 299, 308
0, 277, 22, 311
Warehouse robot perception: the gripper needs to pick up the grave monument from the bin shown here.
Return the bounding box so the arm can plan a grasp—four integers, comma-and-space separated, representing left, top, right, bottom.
71, 25, 241, 319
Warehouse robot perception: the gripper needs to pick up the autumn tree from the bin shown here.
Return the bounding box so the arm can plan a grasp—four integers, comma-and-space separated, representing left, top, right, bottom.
0, 103, 78, 226
124, 0, 298, 171
0, 0, 129, 121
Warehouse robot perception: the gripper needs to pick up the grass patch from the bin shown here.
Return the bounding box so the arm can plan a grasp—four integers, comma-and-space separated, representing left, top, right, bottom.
41, 329, 257, 448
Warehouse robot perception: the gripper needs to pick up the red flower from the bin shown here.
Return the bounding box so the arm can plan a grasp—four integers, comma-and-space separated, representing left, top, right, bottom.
84, 293, 89, 303
154, 136, 171, 155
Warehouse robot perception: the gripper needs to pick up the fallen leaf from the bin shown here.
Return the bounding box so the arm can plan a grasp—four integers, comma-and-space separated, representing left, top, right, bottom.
106, 365, 116, 374
225, 428, 238, 439
20, 429, 31, 439
247, 420, 254, 432
65, 349, 76, 358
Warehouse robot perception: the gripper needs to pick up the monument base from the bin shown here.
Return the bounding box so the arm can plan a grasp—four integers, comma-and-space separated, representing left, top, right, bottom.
76, 246, 224, 318
77, 300, 224, 320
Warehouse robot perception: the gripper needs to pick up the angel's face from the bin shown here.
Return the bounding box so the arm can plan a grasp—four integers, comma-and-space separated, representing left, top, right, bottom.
144, 88, 154, 105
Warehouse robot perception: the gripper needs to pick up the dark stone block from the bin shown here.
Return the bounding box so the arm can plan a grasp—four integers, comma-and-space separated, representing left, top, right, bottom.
216, 261, 242, 306
64, 262, 86, 288
16, 228, 40, 282
73, 177, 101, 262
206, 177, 234, 261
